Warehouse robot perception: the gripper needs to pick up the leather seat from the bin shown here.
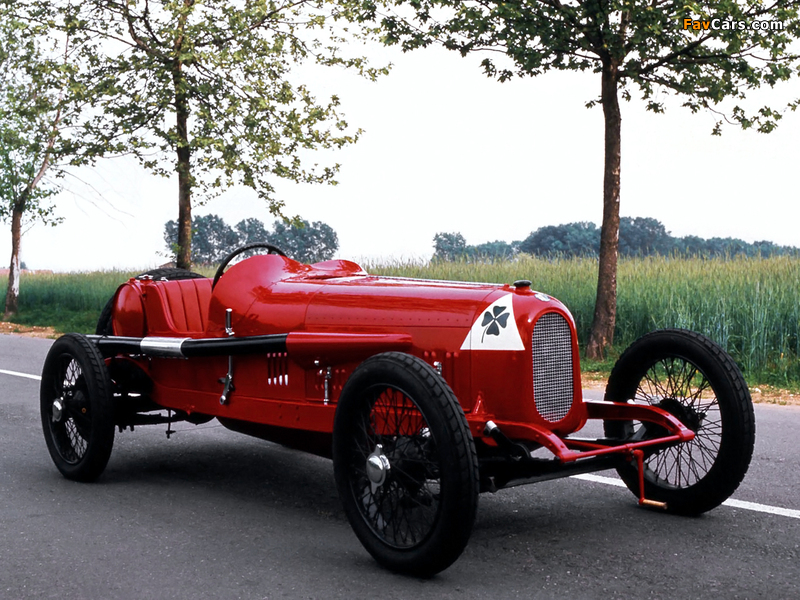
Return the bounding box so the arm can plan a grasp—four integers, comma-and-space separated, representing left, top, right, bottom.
143, 278, 213, 335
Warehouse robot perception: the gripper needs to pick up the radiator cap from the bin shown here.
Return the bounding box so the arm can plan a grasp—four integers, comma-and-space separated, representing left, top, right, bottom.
513, 279, 531, 289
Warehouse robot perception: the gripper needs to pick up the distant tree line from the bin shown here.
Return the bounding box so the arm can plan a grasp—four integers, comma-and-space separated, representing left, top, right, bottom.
433, 217, 800, 261
164, 215, 338, 265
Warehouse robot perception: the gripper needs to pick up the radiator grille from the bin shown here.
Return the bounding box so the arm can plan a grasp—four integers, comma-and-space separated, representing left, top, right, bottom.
531, 312, 574, 422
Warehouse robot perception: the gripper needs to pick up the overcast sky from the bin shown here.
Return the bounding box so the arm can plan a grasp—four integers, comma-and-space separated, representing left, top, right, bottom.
4, 43, 799, 272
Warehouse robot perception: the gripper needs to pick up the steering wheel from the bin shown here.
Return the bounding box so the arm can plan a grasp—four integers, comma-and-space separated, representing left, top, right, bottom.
212, 242, 287, 289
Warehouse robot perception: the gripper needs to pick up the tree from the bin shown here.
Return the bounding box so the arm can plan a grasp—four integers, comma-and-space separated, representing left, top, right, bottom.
27, 0, 385, 270
235, 218, 271, 246
433, 217, 800, 261
164, 215, 339, 264
473, 240, 517, 260
164, 214, 238, 265
270, 219, 339, 263
432, 232, 468, 260
0, 6, 89, 316
674, 234, 708, 256
370, 0, 800, 357
191, 215, 239, 265
519, 222, 600, 257
707, 236, 751, 257
432, 233, 519, 261
619, 217, 672, 257
750, 240, 798, 257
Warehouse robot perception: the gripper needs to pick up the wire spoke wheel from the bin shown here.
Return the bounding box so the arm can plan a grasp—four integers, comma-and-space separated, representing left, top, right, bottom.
48, 356, 92, 463
604, 329, 755, 515
348, 386, 441, 549
333, 353, 478, 576
41, 334, 115, 482
631, 356, 721, 489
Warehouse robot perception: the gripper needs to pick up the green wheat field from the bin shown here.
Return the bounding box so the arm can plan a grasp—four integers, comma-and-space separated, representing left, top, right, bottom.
9, 255, 800, 388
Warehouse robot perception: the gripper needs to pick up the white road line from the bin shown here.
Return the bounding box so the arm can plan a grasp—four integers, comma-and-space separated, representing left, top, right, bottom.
572, 473, 800, 520
723, 499, 800, 519
572, 473, 626, 487
0, 369, 42, 381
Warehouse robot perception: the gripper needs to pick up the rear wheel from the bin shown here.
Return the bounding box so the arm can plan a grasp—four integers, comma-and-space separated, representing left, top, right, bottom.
333, 352, 479, 576
40, 334, 115, 481
604, 329, 755, 515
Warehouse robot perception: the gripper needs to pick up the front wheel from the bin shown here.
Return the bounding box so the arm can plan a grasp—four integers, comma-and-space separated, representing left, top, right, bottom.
332, 352, 479, 576
604, 329, 755, 515
40, 334, 115, 481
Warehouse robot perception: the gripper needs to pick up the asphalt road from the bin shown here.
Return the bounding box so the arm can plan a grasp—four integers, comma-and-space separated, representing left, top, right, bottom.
1, 334, 799, 599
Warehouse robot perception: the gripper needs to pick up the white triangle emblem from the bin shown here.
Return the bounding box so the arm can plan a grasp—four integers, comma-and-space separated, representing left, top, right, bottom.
460, 294, 525, 351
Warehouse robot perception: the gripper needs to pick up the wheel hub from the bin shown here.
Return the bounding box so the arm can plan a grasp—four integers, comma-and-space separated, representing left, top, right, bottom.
658, 398, 704, 432
51, 398, 64, 423
366, 444, 391, 493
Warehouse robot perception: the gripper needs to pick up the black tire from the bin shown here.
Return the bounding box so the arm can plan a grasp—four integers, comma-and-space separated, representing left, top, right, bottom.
95, 268, 206, 335
332, 352, 479, 576
603, 329, 755, 515
40, 333, 116, 482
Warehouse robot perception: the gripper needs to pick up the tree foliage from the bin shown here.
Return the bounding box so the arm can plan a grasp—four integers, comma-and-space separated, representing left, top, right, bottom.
619, 217, 672, 257
433, 233, 517, 261
473, 240, 518, 260
374, 1, 800, 129
0, 3, 103, 314
519, 222, 599, 257
432, 232, 468, 261
164, 214, 239, 265
0, 20, 59, 219
271, 219, 339, 263
19, 0, 386, 269
235, 218, 271, 247
164, 214, 339, 265
369, 0, 800, 357
435, 218, 799, 261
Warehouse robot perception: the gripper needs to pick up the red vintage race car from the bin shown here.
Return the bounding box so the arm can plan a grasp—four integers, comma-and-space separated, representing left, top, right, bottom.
39, 243, 756, 576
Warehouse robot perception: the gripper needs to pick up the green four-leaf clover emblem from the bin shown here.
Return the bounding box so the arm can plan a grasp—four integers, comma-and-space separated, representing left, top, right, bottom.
481, 305, 509, 342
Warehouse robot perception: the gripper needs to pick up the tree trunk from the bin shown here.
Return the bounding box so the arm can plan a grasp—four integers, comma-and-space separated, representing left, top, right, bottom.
4, 200, 24, 318
586, 61, 622, 360
173, 63, 192, 270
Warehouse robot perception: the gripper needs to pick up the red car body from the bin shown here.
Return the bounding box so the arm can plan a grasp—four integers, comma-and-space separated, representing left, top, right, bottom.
40, 251, 754, 576
104, 254, 690, 464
